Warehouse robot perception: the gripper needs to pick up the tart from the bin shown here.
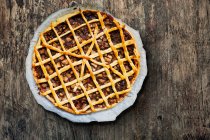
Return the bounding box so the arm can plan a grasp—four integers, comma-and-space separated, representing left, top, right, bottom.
32, 9, 140, 114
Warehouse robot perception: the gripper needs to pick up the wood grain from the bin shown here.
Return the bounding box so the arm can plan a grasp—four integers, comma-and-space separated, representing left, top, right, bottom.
0, 0, 209, 139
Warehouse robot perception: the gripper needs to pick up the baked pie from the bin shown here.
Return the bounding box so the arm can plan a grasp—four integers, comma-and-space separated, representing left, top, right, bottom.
32, 9, 140, 114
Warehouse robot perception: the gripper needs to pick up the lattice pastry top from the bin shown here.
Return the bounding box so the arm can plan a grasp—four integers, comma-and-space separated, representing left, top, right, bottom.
32, 9, 140, 114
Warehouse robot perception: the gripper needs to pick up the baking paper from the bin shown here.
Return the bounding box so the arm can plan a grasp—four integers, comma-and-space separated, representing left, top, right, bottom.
25, 1, 147, 122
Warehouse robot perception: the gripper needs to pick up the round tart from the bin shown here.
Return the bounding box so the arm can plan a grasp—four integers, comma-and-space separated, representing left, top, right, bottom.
32, 9, 140, 114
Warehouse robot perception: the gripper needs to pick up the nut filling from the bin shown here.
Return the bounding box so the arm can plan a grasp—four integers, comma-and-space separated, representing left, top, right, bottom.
32, 9, 140, 114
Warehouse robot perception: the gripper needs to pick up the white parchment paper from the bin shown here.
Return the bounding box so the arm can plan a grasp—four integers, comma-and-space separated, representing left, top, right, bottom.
25, 2, 147, 123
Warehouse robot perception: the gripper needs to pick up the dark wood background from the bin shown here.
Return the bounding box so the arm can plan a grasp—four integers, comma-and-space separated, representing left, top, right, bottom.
0, 0, 209, 139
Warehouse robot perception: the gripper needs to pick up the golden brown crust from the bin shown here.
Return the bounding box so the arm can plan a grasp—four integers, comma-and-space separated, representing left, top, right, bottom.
32, 9, 140, 114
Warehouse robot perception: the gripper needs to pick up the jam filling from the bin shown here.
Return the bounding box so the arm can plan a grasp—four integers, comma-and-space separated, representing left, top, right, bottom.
82, 43, 92, 54
56, 89, 67, 101
75, 26, 91, 43
89, 22, 103, 33
61, 33, 76, 50
89, 91, 102, 101
108, 96, 118, 105
54, 55, 69, 70
49, 41, 62, 51
55, 22, 69, 35
44, 30, 56, 42
110, 71, 120, 80
102, 86, 114, 96
63, 103, 72, 109
123, 61, 132, 72
90, 45, 98, 54
127, 44, 135, 56
83, 65, 90, 76
73, 96, 88, 110
60, 69, 76, 83
94, 102, 106, 109
38, 82, 50, 93
113, 64, 123, 74
83, 11, 98, 21
119, 94, 126, 99
44, 62, 55, 75
128, 75, 134, 81
67, 83, 83, 97
90, 60, 103, 72
74, 64, 82, 74
82, 77, 96, 91
82, 41, 99, 55
103, 14, 116, 29
69, 50, 81, 63
34, 66, 45, 79
38, 48, 49, 60
48, 93, 54, 99
132, 59, 137, 66
123, 28, 132, 41
97, 35, 110, 50
110, 64, 123, 80
73, 97, 89, 110
103, 51, 116, 64
117, 48, 125, 58
116, 80, 127, 92
51, 76, 61, 88
95, 71, 110, 85
50, 50, 58, 56
110, 30, 122, 45
69, 14, 85, 28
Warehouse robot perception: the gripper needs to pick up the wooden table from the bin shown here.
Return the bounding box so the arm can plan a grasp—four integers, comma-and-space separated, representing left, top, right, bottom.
0, 0, 209, 139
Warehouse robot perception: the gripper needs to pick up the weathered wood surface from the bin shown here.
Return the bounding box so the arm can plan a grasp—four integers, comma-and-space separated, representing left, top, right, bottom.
0, 0, 209, 139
